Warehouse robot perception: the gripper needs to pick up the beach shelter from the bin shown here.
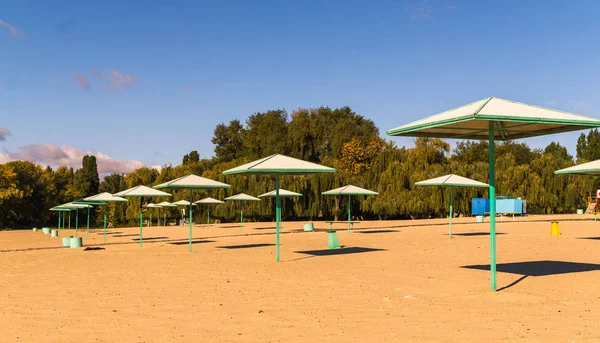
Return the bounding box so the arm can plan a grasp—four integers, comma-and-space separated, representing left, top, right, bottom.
172, 200, 196, 226
75, 192, 128, 242
387, 96, 600, 290
259, 189, 302, 228
224, 193, 260, 229
156, 201, 177, 226
145, 203, 162, 227
322, 185, 378, 234
555, 160, 600, 219
55, 202, 93, 236
114, 186, 172, 247
193, 197, 224, 227
223, 154, 335, 261
154, 174, 231, 252
415, 174, 489, 237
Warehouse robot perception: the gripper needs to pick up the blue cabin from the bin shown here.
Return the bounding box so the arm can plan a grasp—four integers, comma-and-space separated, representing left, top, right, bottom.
471, 196, 526, 216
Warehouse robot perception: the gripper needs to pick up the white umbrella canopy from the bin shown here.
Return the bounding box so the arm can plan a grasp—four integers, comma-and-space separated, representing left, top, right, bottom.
113, 185, 172, 247
154, 174, 231, 189
194, 197, 225, 227
156, 201, 177, 207
555, 159, 600, 176
415, 174, 489, 187
114, 185, 171, 197
194, 197, 225, 204
322, 185, 378, 234
258, 189, 303, 198
172, 200, 196, 206
387, 96, 600, 291
416, 174, 489, 237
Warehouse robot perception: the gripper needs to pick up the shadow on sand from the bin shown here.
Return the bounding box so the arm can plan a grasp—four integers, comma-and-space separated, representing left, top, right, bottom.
168, 240, 215, 246
461, 260, 600, 291
357, 230, 399, 234
295, 247, 386, 257
130, 236, 169, 241
450, 232, 507, 237
217, 243, 276, 249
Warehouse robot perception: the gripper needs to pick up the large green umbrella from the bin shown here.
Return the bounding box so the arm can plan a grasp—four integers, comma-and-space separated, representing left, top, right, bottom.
156, 201, 177, 226
146, 203, 162, 227
415, 174, 489, 237
193, 197, 224, 227
154, 174, 230, 252
224, 193, 260, 229
387, 96, 600, 290
555, 159, 600, 220
259, 189, 302, 229
75, 192, 128, 242
114, 186, 172, 247
223, 154, 335, 261
322, 185, 378, 234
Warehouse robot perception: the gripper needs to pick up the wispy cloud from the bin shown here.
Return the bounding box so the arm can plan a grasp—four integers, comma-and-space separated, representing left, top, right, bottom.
406, 1, 432, 19
0, 19, 23, 37
107, 70, 136, 89
91, 69, 105, 79
153, 151, 165, 157
0, 127, 11, 141
72, 74, 90, 90
0, 143, 146, 174
181, 84, 192, 93
570, 101, 592, 115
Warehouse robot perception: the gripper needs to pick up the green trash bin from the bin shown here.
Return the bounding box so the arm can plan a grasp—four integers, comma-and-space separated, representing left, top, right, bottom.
50, 229, 58, 237
303, 223, 314, 232
62, 236, 73, 247
476, 215, 484, 223
69, 237, 83, 248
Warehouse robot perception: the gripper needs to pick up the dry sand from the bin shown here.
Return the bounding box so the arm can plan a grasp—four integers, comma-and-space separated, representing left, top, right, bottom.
2, 215, 600, 342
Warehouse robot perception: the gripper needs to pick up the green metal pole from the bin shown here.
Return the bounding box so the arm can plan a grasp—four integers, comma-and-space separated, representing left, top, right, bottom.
150, 211, 152, 227
240, 202, 243, 230
68, 211, 71, 229
489, 122, 497, 291
348, 195, 351, 234
207, 209, 210, 227
164, 211, 166, 227
139, 210, 143, 248
276, 175, 281, 262
449, 187, 454, 238
103, 203, 107, 244
189, 190, 193, 252
75, 208, 79, 237
181, 208, 184, 226
86, 206, 90, 238
58, 211, 61, 231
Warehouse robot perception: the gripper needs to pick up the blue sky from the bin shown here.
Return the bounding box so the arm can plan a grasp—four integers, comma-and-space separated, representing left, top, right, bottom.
1, 0, 600, 173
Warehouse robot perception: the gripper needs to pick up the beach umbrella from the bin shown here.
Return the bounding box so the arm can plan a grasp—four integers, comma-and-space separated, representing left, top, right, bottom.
172, 200, 196, 226
154, 174, 230, 252
156, 201, 177, 227
387, 96, 600, 290
146, 203, 162, 227
322, 185, 378, 234
50, 206, 71, 231
415, 174, 489, 237
223, 154, 335, 261
114, 186, 172, 247
224, 193, 260, 229
75, 192, 128, 242
259, 189, 302, 228
555, 159, 600, 220
193, 197, 224, 227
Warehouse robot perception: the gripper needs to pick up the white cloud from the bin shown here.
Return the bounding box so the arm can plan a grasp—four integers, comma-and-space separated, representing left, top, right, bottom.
0, 143, 146, 175
0, 127, 10, 141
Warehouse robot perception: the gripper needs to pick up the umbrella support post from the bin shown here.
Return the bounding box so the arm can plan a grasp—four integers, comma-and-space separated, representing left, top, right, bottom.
58, 212, 61, 231
68, 212, 71, 229
449, 187, 454, 238
164, 212, 166, 227
103, 204, 107, 244
207, 210, 210, 228
149, 212, 152, 227
276, 176, 281, 262
86, 206, 90, 238
139, 211, 143, 248
348, 195, 351, 234
489, 122, 497, 291
189, 190, 193, 252
240, 208, 243, 230
75, 208, 79, 237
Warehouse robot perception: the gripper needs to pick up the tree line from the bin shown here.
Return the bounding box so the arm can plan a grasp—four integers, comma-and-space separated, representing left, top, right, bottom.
2, 106, 600, 229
